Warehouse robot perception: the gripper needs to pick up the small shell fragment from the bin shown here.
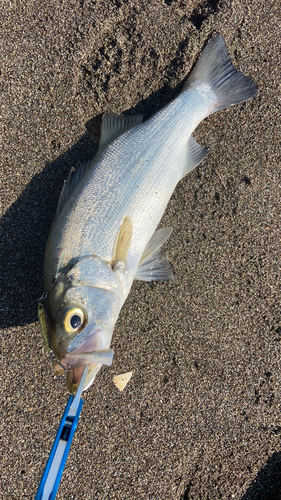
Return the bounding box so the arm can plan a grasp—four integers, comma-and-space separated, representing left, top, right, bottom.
113, 372, 133, 391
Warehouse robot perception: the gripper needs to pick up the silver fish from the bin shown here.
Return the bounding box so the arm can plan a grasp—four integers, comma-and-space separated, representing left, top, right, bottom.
39, 35, 257, 393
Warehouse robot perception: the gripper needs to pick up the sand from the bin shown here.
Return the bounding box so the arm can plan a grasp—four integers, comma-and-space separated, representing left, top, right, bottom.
1, 0, 281, 498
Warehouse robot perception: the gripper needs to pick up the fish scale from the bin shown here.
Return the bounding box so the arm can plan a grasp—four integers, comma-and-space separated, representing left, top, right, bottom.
47, 96, 199, 282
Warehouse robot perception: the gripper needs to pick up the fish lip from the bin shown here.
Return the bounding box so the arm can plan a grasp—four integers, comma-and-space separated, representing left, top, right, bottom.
63, 328, 102, 365
60, 326, 113, 370
52, 330, 101, 375
53, 327, 112, 391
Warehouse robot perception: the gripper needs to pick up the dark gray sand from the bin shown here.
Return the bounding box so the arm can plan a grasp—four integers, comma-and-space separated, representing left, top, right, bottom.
1, 1, 281, 498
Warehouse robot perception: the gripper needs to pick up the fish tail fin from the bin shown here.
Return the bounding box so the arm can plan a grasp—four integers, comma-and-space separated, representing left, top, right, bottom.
186, 35, 257, 110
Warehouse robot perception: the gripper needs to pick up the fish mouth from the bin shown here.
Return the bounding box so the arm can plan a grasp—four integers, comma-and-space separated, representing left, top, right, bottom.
53, 358, 102, 394
66, 363, 102, 395
53, 328, 113, 394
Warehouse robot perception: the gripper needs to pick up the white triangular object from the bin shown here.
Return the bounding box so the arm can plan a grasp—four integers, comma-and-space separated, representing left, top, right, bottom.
113, 372, 133, 391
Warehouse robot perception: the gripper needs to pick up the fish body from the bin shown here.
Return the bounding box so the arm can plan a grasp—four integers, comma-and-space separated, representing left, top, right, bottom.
40, 35, 257, 393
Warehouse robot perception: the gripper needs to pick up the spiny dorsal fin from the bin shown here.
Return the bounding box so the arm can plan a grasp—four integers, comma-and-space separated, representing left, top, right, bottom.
99, 113, 143, 152
54, 157, 92, 219
135, 227, 174, 282
183, 135, 209, 176
114, 215, 133, 270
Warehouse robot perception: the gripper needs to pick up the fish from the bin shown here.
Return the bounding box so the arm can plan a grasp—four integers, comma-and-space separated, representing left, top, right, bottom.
38, 35, 257, 394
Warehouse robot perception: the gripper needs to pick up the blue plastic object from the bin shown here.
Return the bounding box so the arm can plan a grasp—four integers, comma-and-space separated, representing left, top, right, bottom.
35, 366, 89, 500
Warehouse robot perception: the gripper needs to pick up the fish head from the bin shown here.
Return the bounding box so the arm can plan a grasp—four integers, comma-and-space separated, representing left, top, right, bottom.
40, 255, 122, 393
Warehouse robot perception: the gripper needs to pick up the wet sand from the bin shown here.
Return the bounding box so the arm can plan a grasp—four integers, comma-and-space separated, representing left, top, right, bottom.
1, 1, 281, 498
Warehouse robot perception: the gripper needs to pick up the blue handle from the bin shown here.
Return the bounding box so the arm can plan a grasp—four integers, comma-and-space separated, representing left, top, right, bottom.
35, 395, 84, 500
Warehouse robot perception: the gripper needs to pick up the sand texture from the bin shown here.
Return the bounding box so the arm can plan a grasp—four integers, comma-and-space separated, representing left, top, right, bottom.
1, 0, 281, 498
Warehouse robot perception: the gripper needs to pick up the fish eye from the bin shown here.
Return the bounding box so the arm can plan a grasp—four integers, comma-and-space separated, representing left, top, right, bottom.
64, 307, 85, 333
70, 314, 81, 329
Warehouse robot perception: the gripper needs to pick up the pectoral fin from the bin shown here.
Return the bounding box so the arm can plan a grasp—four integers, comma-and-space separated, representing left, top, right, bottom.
135, 227, 174, 282
114, 216, 133, 270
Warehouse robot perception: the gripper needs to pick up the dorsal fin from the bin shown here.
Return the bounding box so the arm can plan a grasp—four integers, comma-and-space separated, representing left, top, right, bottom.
54, 157, 92, 219
99, 113, 143, 152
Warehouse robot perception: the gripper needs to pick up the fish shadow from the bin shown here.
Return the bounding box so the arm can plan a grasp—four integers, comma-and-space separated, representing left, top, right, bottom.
0, 79, 185, 329
0, 134, 96, 328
